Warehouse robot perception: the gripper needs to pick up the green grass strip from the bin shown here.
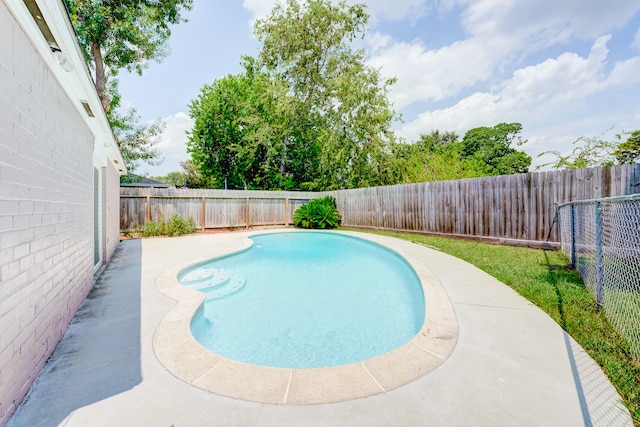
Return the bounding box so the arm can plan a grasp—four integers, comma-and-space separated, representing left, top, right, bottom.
357, 229, 640, 425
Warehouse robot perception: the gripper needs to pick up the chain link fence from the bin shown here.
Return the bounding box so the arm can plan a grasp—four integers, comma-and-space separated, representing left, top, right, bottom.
558, 194, 640, 358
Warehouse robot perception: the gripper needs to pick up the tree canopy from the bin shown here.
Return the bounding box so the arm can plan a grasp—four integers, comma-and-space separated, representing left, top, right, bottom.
188, 64, 285, 190
459, 123, 531, 176
187, 0, 398, 190
64, 0, 193, 110
105, 81, 164, 172
612, 130, 640, 164
64, 0, 192, 175
389, 131, 473, 183
389, 126, 532, 183
186, 1, 535, 189
538, 129, 640, 169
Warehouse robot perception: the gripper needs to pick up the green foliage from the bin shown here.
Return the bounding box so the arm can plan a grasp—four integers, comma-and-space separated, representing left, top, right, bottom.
64, 0, 193, 106
538, 128, 640, 170
255, 0, 398, 190
107, 83, 165, 173
65, 0, 192, 172
64, 0, 193, 70
188, 0, 398, 191
142, 220, 163, 237
612, 130, 640, 165
151, 161, 216, 188
179, 160, 216, 188
142, 215, 196, 237
459, 123, 531, 175
188, 64, 285, 190
293, 196, 342, 229
167, 214, 196, 236
388, 127, 532, 184
390, 131, 481, 183
537, 129, 617, 169
292, 204, 313, 229
155, 171, 187, 187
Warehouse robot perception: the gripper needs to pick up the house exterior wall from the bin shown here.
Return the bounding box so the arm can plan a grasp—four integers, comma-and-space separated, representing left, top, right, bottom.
105, 162, 121, 261
0, 2, 118, 425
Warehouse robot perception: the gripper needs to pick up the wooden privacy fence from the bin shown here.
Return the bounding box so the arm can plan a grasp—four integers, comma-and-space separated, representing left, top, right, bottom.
120, 164, 640, 245
120, 188, 317, 231
327, 164, 640, 246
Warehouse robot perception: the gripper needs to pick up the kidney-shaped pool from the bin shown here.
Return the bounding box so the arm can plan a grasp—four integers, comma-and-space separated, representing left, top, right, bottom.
179, 231, 425, 368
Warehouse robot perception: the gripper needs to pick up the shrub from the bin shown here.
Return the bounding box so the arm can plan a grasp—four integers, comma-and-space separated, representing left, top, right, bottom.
167, 214, 196, 236
293, 196, 342, 229
142, 215, 196, 237
142, 220, 162, 237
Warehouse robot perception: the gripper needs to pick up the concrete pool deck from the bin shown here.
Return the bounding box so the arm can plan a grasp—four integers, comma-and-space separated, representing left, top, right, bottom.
153, 230, 458, 404
8, 230, 633, 427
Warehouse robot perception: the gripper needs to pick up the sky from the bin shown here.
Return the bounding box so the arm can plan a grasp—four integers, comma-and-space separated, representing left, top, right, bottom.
118, 0, 640, 177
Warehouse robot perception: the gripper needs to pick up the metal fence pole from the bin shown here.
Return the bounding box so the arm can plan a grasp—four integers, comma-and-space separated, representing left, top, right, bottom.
570, 204, 576, 266
595, 201, 603, 308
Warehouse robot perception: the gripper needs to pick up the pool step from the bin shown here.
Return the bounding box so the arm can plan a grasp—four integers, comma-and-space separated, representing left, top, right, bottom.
205, 273, 245, 301
181, 268, 245, 300
181, 268, 215, 285
188, 269, 232, 291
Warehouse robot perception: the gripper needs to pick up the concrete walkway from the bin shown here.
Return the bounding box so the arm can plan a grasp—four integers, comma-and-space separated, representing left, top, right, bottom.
8, 231, 632, 427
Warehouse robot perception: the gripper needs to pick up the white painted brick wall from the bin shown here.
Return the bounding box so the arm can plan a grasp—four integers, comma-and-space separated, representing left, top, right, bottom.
0, 2, 100, 425
105, 163, 120, 261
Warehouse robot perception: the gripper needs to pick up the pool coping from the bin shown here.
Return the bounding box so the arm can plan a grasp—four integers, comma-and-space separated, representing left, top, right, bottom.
152, 229, 458, 405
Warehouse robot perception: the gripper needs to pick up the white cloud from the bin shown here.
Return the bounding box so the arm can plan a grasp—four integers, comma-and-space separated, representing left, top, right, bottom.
397, 36, 639, 159
369, 1, 640, 110
368, 35, 505, 109
461, 0, 640, 41
359, 0, 429, 21
232, 0, 640, 170
241, 0, 277, 22
605, 56, 640, 86
142, 112, 193, 177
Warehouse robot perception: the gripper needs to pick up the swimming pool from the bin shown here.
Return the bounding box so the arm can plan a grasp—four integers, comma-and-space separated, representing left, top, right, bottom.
181, 232, 425, 368
153, 230, 458, 404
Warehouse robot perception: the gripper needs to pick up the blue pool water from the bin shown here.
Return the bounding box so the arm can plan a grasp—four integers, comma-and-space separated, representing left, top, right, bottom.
181, 232, 425, 368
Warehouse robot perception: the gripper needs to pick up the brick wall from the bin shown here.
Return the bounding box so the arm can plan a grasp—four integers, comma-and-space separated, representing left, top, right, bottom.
0, 3, 97, 424
105, 163, 121, 262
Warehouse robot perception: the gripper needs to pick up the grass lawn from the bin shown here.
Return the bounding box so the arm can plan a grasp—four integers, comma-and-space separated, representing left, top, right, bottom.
357, 229, 640, 425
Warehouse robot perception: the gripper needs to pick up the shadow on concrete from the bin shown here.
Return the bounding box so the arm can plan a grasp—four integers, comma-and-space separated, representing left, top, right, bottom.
543, 249, 632, 427
8, 240, 142, 427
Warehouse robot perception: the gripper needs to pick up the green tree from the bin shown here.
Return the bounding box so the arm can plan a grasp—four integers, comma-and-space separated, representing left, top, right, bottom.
152, 171, 185, 187
179, 160, 216, 188
106, 83, 164, 173
188, 0, 398, 191
612, 130, 640, 164
65, 0, 192, 175
460, 123, 531, 175
254, 0, 398, 190
64, 0, 193, 110
151, 161, 215, 188
538, 129, 640, 170
188, 62, 289, 189
390, 131, 479, 183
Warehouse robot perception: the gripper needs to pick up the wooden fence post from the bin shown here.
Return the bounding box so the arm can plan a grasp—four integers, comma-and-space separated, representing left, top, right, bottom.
246, 197, 250, 229
284, 198, 289, 226
201, 196, 206, 231
145, 195, 151, 225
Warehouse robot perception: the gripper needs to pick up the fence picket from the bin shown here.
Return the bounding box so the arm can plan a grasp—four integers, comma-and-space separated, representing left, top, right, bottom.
121, 164, 639, 245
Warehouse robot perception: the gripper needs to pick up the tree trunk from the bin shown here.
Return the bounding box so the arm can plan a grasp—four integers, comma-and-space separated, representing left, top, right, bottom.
90, 41, 110, 111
